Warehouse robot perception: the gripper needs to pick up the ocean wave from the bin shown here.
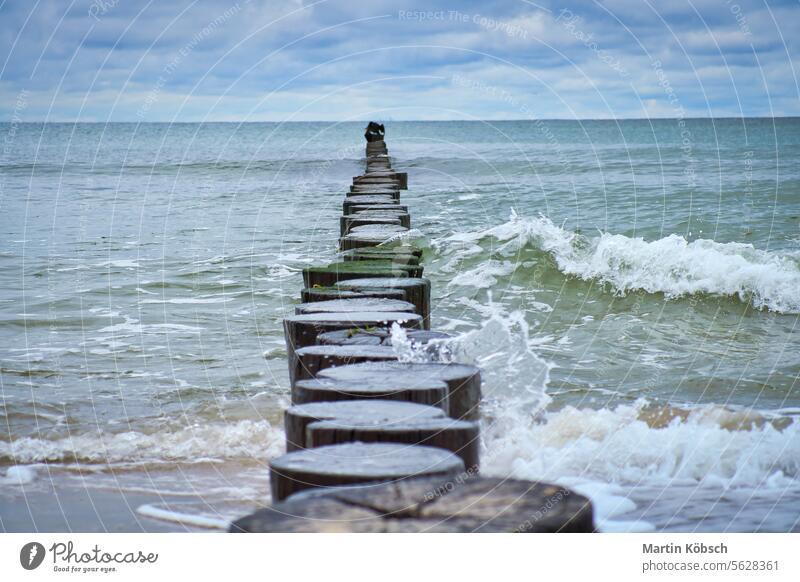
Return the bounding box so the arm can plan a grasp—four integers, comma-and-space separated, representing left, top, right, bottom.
395, 307, 800, 488
436, 211, 800, 313
482, 399, 800, 491
0, 420, 284, 465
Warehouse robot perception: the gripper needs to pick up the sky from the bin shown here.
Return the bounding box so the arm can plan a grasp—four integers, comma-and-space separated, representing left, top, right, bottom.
0, 0, 798, 121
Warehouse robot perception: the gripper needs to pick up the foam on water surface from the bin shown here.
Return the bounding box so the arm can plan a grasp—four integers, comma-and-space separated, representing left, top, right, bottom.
392, 307, 800, 531
0, 420, 284, 465
436, 211, 800, 313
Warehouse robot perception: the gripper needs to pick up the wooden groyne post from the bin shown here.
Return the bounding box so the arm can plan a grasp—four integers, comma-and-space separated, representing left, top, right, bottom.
230, 123, 594, 532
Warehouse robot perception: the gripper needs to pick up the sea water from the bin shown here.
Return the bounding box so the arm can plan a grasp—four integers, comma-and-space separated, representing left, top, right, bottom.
1, 120, 798, 531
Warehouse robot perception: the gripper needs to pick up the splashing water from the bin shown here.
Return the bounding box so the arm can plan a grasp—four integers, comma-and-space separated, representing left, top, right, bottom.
390, 302, 551, 414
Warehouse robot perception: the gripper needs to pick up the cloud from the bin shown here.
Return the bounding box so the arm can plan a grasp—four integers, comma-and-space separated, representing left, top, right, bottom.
0, 0, 797, 120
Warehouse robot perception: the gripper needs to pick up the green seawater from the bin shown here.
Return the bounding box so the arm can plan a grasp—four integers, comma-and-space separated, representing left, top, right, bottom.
1, 120, 799, 531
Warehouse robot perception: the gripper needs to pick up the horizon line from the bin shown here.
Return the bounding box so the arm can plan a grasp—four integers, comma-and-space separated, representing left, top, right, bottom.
2, 115, 799, 123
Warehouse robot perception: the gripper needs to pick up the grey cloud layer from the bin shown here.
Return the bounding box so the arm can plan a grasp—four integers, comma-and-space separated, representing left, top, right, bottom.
0, 0, 797, 120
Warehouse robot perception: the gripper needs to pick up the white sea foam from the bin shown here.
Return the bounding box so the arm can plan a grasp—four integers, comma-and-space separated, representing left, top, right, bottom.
0, 465, 38, 485
436, 211, 800, 313
136, 504, 229, 530
391, 302, 551, 411
139, 297, 232, 304
0, 420, 284, 464
482, 400, 800, 492
478, 397, 800, 531
394, 308, 800, 529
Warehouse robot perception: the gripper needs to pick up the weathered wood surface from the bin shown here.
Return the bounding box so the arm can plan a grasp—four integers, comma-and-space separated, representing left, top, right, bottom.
300, 287, 406, 303
353, 177, 401, 186
366, 142, 387, 149
318, 328, 450, 347
350, 182, 399, 190
294, 298, 416, 316
353, 207, 410, 216
283, 312, 423, 384
347, 194, 401, 202
354, 171, 399, 178
292, 344, 398, 385
341, 250, 418, 265
284, 400, 443, 450
284, 313, 422, 354
231, 476, 595, 532
351, 210, 411, 228
342, 198, 398, 214
344, 245, 422, 258
350, 180, 400, 194
335, 277, 430, 328
316, 362, 481, 420
350, 183, 398, 189
347, 203, 408, 214
285, 400, 478, 469
340, 215, 401, 236
342, 195, 397, 205
317, 328, 387, 346
396, 172, 408, 189
357, 172, 406, 189
341, 212, 411, 234
340, 245, 419, 260
292, 374, 449, 411
267, 443, 464, 501
309, 417, 479, 470
302, 260, 421, 288
340, 231, 410, 251
348, 224, 408, 234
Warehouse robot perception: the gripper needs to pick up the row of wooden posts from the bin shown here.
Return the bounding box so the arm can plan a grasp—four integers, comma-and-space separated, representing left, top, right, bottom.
230, 126, 595, 532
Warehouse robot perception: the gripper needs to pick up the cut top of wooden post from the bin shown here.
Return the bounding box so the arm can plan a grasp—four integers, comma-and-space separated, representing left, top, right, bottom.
268, 442, 465, 501
231, 476, 595, 532
291, 373, 449, 411
295, 298, 416, 315
317, 328, 450, 346
300, 287, 407, 303
316, 361, 481, 420
283, 312, 423, 334
284, 399, 446, 450
292, 344, 399, 384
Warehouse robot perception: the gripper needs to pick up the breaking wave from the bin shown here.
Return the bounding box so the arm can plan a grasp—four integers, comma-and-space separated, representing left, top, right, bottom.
0, 420, 284, 465
436, 211, 800, 313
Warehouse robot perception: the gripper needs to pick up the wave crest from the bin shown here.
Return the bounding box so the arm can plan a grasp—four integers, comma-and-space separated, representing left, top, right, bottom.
0, 420, 284, 465
437, 211, 800, 313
